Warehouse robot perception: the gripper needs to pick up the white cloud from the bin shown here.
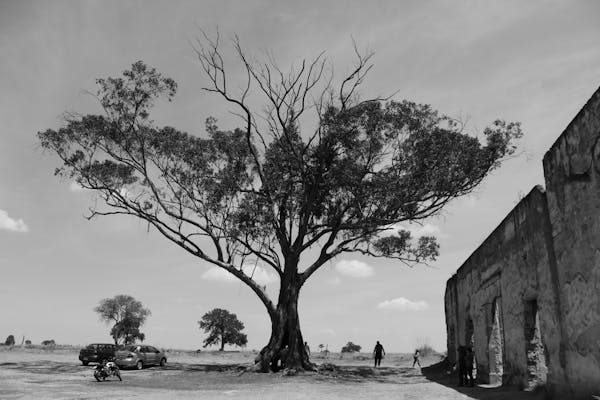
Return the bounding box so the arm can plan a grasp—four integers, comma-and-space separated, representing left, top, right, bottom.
202, 265, 277, 285
202, 267, 236, 282
69, 181, 85, 192
334, 260, 374, 278
119, 187, 132, 198
385, 223, 447, 239
407, 223, 443, 237
376, 297, 429, 311
0, 209, 29, 233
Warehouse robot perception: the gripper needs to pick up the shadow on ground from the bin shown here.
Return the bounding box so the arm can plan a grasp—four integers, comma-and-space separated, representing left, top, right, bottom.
314, 364, 428, 384
0, 361, 83, 375
421, 360, 548, 400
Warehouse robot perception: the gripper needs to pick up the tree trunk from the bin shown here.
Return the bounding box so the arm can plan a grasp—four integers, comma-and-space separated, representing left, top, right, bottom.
255, 261, 315, 372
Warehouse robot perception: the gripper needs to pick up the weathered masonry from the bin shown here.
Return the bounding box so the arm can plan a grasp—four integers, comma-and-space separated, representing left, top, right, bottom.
445, 86, 600, 399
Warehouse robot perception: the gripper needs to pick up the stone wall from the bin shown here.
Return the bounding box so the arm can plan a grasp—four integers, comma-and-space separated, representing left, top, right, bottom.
445, 86, 600, 399
445, 186, 562, 389
542, 86, 600, 399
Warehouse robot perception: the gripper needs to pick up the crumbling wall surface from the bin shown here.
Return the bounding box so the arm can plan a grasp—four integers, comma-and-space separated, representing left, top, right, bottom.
542, 86, 600, 399
445, 187, 563, 388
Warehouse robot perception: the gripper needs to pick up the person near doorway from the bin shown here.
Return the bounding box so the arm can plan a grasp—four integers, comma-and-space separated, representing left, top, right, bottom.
465, 347, 475, 387
373, 341, 385, 367
458, 346, 467, 386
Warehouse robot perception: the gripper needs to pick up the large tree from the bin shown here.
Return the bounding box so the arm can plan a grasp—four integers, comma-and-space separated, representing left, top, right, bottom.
199, 308, 248, 351
38, 36, 521, 371
94, 295, 151, 345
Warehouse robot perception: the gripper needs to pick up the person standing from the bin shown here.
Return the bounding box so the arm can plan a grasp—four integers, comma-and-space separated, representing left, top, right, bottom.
304, 341, 311, 356
373, 341, 385, 367
458, 346, 467, 386
412, 349, 421, 368
465, 347, 475, 387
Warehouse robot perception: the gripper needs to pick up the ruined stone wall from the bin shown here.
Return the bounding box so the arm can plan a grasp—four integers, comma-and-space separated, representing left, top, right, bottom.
445, 187, 563, 388
542, 86, 600, 399
446, 86, 600, 399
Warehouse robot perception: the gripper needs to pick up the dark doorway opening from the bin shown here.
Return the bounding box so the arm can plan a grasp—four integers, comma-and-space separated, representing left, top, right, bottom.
524, 299, 548, 390
465, 316, 477, 380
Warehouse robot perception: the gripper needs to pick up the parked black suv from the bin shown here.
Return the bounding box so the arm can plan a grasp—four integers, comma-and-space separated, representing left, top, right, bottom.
79, 343, 118, 365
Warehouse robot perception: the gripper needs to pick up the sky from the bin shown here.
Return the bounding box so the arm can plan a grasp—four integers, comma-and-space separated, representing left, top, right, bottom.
1, 0, 599, 353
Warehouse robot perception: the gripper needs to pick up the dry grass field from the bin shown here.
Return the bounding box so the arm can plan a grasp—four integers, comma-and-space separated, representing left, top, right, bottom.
0, 346, 546, 399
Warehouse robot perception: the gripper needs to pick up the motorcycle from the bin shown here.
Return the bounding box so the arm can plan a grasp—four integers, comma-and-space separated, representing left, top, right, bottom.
93, 361, 122, 382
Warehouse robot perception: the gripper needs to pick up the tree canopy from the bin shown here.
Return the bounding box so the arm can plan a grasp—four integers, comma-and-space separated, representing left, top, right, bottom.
39, 35, 521, 371
4, 335, 15, 346
94, 294, 151, 345
198, 308, 248, 351
341, 342, 362, 353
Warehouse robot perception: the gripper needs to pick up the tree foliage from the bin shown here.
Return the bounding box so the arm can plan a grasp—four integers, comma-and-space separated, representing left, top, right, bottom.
198, 308, 247, 351
94, 294, 151, 345
4, 335, 15, 346
38, 35, 521, 371
341, 342, 362, 353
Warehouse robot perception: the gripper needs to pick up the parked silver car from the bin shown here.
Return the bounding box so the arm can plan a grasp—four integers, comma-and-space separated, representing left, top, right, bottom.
114, 345, 167, 369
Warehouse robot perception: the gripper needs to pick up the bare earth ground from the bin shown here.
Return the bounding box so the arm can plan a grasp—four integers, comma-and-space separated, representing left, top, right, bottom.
0, 347, 546, 400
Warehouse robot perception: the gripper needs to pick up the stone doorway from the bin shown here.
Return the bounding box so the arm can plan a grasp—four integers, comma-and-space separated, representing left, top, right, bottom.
488, 297, 504, 385
465, 316, 477, 380
524, 299, 548, 390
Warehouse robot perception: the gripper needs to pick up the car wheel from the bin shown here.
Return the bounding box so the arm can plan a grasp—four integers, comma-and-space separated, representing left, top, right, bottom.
160, 358, 167, 367
82, 361, 89, 366
136, 360, 143, 370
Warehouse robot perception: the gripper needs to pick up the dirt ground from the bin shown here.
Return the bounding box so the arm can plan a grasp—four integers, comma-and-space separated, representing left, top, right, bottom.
0, 347, 546, 400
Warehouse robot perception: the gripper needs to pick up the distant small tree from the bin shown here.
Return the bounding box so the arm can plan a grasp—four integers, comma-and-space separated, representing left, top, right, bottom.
416, 337, 435, 356
318, 344, 324, 352
25, 340, 31, 346
199, 308, 248, 351
94, 295, 151, 345
341, 342, 361, 353
4, 335, 15, 346
41, 339, 55, 346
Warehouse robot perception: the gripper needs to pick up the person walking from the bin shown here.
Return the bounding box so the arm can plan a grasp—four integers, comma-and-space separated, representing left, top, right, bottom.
412, 349, 421, 368
373, 341, 385, 367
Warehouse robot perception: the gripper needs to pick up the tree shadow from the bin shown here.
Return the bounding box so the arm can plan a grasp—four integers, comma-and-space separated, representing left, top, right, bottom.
1, 361, 84, 375
164, 362, 249, 373
421, 360, 548, 400
314, 364, 429, 384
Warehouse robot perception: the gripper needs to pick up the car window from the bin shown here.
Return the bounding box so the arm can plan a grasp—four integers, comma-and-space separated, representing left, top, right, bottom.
147, 346, 158, 353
